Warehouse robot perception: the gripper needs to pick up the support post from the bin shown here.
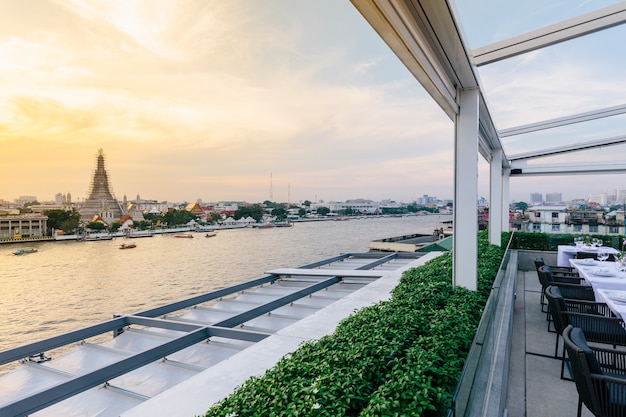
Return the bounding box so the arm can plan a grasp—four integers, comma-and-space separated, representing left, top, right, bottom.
489, 149, 503, 246
453, 88, 479, 291
502, 168, 511, 231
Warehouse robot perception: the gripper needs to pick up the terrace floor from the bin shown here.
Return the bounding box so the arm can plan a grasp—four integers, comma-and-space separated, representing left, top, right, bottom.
506, 268, 593, 416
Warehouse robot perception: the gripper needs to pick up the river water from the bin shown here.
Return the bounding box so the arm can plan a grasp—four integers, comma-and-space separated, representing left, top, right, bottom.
0, 215, 449, 353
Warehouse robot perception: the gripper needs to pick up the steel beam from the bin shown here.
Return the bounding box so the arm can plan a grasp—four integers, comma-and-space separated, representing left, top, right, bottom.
472, 2, 626, 66
212, 277, 341, 328
500, 104, 626, 138
509, 161, 626, 176
508, 135, 626, 161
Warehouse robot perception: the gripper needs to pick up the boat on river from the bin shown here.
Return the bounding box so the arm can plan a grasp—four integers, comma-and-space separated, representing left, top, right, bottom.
205, 232, 217, 238
83, 234, 113, 241
13, 247, 38, 255
174, 234, 194, 238
119, 243, 137, 249
252, 223, 276, 229
274, 221, 294, 227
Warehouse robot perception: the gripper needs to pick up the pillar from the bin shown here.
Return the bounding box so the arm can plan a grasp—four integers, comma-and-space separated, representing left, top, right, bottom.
453, 88, 479, 291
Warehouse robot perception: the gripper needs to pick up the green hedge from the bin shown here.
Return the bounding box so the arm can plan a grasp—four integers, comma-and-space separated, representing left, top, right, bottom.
203, 231, 508, 417
511, 232, 625, 251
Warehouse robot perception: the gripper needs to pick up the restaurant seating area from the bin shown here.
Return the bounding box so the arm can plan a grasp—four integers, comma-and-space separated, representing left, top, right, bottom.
507, 248, 626, 417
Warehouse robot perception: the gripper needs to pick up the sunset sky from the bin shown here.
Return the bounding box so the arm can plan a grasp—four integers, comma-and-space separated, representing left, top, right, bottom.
1, 0, 625, 204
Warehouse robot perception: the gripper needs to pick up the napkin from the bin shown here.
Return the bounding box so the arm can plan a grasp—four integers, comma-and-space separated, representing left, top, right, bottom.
592, 268, 614, 277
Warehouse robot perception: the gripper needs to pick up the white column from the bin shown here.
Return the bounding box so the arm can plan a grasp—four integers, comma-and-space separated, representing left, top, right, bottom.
453, 88, 479, 291
489, 149, 503, 246
502, 168, 510, 231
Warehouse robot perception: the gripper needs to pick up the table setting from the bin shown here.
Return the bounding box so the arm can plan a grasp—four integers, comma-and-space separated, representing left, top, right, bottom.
570, 250, 626, 316
557, 237, 620, 266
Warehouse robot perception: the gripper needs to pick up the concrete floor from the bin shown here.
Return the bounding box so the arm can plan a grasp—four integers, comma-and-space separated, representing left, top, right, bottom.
506, 269, 593, 417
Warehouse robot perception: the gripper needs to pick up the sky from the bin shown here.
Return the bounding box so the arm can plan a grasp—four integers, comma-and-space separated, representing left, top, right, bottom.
1, 0, 624, 205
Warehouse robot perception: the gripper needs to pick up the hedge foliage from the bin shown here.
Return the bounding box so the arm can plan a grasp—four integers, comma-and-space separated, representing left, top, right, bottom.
511, 231, 625, 251
203, 231, 509, 417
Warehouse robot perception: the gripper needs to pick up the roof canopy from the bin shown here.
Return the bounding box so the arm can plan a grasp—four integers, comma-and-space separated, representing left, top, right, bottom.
350, 0, 626, 177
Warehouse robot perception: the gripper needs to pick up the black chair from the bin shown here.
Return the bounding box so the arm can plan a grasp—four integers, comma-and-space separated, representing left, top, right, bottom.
537, 265, 594, 317
563, 325, 626, 417
576, 251, 617, 262
544, 286, 626, 379
535, 256, 580, 276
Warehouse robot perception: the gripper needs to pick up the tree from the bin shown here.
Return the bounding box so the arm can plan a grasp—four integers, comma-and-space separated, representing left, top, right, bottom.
317, 206, 330, 216
298, 208, 307, 217
164, 209, 197, 226
303, 200, 311, 207
87, 221, 106, 231
134, 220, 151, 230
209, 212, 222, 223
235, 205, 264, 222
272, 207, 287, 220
45, 209, 81, 234
515, 201, 528, 215
109, 222, 122, 232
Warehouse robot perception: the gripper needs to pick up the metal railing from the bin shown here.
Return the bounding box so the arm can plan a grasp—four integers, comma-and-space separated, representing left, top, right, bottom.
448, 233, 517, 417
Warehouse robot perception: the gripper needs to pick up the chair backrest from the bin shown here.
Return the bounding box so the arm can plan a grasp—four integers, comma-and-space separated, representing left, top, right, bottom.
576, 251, 598, 260
534, 257, 546, 271
562, 325, 605, 416
576, 251, 616, 262
537, 265, 555, 288
545, 285, 569, 334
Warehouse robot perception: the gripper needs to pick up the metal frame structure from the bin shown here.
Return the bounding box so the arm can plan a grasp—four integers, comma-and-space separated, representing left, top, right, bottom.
0, 252, 421, 416
350, 0, 626, 289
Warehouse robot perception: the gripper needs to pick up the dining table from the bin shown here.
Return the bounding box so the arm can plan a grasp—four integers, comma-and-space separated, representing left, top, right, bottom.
557, 244, 619, 266
569, 258, 626, 315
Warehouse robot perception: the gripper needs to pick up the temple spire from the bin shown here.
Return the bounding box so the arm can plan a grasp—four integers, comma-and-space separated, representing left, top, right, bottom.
79, 149, 126, 223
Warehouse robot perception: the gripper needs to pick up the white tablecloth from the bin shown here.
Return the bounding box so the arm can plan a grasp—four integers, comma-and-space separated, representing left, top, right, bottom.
569, 258, 626, 300
597, 289, 626, 318
557, 245, 619, 266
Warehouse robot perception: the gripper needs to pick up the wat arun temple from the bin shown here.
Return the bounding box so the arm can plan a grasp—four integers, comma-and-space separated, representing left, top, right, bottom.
79, 149, 126, 223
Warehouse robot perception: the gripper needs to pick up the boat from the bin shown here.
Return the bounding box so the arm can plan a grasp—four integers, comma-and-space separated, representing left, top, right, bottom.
252, 222, 276, 229
119, 243, 137, 249
205, 232, 217, 238
13, 247, 38, 255
274, 221, 294, 227
174, 234, 194, 238
83, 234, 113, 241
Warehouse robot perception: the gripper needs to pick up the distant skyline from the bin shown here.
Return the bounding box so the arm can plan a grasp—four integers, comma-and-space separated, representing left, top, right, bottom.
1, 1, 624, 204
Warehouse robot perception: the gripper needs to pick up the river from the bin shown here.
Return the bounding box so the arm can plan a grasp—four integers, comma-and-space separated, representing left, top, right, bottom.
0, 215, 450, 353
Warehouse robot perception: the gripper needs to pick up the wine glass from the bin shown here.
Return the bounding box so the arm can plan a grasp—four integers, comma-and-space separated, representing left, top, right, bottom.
597, 249, 609, 262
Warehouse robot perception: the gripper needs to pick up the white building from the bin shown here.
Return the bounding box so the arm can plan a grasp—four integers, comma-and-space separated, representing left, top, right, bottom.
327, 199, 380, 215
530, 193, 543, 205
589, 193, 608, 206
545, 192, 562, 204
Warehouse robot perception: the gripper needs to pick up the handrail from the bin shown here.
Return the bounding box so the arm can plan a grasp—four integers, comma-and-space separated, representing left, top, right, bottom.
449, 232, 517, 417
